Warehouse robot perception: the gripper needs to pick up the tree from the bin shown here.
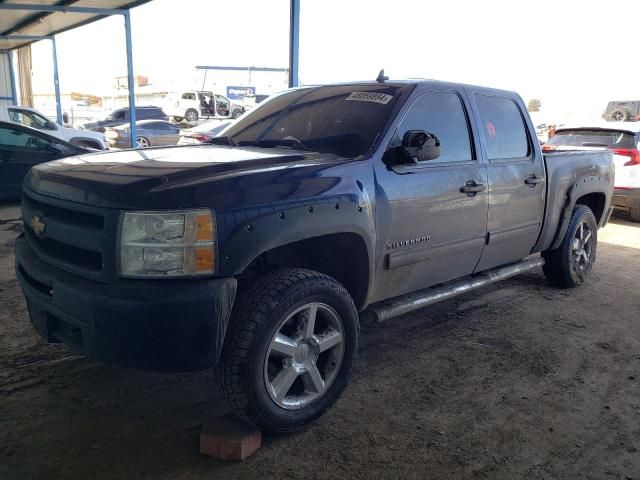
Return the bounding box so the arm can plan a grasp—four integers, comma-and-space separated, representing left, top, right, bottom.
528, 99, 542, 112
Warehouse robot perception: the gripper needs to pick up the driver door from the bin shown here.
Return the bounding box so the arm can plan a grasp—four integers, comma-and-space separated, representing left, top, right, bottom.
371, 90, 488, 302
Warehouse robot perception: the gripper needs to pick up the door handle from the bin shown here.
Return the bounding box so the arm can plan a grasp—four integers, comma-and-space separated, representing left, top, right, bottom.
524, 174, 544, 186
460, 180, 485, 196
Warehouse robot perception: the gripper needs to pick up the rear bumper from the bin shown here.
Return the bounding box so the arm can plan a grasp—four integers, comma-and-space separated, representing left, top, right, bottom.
15, 235, 237, 372
612, 188, 640, 211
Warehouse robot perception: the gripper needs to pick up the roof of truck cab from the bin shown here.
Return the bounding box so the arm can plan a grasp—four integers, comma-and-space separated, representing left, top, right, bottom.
294, 79, 521, 97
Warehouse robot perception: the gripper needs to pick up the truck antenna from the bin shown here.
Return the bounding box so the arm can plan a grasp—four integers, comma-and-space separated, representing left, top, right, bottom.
376, 69, 388, 83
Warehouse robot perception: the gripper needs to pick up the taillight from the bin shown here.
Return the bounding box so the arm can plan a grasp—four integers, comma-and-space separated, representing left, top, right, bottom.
192, 134, 212, 142
610, 148, 640, 166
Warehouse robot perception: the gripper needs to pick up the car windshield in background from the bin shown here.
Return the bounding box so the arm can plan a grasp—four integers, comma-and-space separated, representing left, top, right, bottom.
547, 129, 636, 149
222, 85, 405, 157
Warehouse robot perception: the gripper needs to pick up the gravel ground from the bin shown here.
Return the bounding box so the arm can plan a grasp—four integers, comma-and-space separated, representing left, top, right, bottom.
1, 202, 639, 480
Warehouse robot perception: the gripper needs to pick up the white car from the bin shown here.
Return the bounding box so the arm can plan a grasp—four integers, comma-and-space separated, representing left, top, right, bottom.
544, 122, 640, 222
165, 91, 245, 122
0, 105, 107, 150
177, 120, 233, 145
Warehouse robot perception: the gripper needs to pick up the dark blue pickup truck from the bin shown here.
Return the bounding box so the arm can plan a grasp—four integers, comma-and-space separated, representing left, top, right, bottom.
16, 79, 614, 433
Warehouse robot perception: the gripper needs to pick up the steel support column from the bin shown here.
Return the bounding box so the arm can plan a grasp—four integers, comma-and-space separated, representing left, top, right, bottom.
124, 11, 137, 147
288, 0, 300, 87
8, 50, 18, 104
51, 36, 63, 124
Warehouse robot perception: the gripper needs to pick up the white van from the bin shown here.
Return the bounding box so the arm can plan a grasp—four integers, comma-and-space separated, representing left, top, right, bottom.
0, 105, 107, 150
165, 91, 245, 122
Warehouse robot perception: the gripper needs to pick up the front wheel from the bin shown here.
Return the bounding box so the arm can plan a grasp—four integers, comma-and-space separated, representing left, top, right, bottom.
136, 136, 150, 148
542, 205, 598, 288
630, 207, 640, 223
216, 269, 359, 433
232, 110, 243, 119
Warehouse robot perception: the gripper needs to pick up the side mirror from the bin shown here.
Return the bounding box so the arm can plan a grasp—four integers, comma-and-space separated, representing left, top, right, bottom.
402, 130, 441, 163
44, 121, 58, 131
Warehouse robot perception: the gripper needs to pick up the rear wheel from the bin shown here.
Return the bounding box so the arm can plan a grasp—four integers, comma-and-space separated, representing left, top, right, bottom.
185, 109, 198, 122
610, 109, 628, 121
542, 205, 598, 288
216, 269, 359, 433
136, 136, 150, 148
630, 207, 640, 223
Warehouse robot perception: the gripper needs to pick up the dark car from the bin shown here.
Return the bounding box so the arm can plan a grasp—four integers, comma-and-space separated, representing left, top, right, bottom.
603, 101, 640, 122
81, 106, 169, 132
16, 80, 613, 433
0, 120, 85, 200
105, 119, 180, 148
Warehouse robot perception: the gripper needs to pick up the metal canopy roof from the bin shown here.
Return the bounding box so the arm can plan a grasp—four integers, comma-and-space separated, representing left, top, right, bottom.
0, 1, 151, 50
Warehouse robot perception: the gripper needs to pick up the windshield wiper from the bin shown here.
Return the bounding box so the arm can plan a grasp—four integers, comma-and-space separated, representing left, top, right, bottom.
237, 138, 311, 151
208, 136, 237, 146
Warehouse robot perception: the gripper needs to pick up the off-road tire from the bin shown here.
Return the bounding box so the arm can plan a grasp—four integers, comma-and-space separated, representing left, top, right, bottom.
215, 268, 359, 433
542, 205, 598, 288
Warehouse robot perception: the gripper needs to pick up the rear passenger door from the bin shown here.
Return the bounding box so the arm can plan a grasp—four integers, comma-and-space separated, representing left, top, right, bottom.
471, 93, 546, 272
371, 90, 488, 302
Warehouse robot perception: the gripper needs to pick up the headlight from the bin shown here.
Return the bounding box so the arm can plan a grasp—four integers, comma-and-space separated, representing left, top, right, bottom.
119, 210, 216, 277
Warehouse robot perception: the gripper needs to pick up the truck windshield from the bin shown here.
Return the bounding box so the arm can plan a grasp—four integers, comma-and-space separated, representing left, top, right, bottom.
547, 129, 636, 149
221, 85, 405, 157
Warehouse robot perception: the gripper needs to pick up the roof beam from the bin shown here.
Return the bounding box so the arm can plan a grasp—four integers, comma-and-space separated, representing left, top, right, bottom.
0, 2, 127, 16
1, 1, 77, 36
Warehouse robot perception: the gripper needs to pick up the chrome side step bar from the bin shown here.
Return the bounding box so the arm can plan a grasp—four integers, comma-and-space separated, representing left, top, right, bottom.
366, 257, 545, 322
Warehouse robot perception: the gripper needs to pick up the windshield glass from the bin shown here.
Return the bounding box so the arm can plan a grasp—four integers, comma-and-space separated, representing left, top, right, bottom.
547, 129, 637, 148
222, 84, 406, 157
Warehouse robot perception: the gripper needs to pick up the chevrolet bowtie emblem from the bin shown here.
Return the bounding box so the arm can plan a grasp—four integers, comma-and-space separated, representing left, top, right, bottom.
30, 216, 46, 236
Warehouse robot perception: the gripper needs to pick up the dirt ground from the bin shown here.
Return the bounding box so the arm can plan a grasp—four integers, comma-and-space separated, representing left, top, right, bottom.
1, 202, 639, 480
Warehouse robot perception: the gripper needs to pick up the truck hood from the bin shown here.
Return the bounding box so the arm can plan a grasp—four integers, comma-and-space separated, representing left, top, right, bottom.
25, 144, 352, 209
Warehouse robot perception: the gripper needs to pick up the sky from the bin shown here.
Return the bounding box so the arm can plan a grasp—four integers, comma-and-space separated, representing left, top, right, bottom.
30, 0, 640, 119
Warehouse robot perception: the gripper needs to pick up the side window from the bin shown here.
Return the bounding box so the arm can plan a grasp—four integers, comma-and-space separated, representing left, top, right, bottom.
0, 125, 48, 150
182, 92, 196, 101
113, 110, 126, 120
475, 95, 530, 160
394, 91, 473, 164
8, 109, 48, 129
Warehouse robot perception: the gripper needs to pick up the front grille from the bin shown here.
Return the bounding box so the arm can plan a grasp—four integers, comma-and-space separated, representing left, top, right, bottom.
22, 190, 118, 282
25, 229, 102, 272
23, 195, 104, 230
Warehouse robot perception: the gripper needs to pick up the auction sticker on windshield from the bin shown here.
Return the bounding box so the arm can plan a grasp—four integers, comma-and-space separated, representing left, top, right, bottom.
345, 92, 393, 104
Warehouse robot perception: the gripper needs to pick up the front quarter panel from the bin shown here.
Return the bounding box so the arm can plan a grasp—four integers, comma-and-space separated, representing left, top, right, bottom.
214, 163, 375, 282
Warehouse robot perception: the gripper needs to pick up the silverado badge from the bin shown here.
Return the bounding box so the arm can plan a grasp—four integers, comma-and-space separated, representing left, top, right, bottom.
30, 216, 46, 237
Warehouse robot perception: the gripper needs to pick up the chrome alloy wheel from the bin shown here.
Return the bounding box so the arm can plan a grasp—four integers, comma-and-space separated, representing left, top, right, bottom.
264, 303, 345, 410
571, 220, 593, 274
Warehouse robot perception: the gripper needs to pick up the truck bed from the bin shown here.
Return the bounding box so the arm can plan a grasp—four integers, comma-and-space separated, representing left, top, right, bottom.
534, 150, 615, 253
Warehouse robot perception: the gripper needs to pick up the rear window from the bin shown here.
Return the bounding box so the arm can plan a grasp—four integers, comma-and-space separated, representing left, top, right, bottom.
475, 95, 530, 160
547, 129, 637, 149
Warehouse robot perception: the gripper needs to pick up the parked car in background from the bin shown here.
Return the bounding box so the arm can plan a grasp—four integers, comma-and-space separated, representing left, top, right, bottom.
166, 91, 244, 122
603, 101, 640, 122
81, 106, 169, 133
0, 105, 106, 150
105, 120, 180, 149
0, 120, 85, 200
177, 120, 233, 145
544, 123, 640, 222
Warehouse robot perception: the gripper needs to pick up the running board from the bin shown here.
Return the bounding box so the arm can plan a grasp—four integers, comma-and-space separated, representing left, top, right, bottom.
365, 257, 545, 322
